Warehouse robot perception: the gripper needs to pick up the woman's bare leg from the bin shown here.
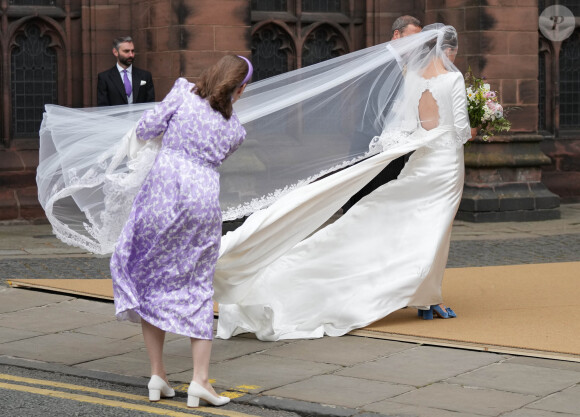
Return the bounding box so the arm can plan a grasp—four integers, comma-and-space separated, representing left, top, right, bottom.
142, 319, 168, 381
191, 338, 219, 397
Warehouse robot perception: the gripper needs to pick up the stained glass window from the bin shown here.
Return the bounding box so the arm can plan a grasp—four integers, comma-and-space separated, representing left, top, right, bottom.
538, 53, 546, 131
9, 0, 56, 5
252, 26, 291, 81
251, 0, 287, 11
11, 24, 57, 138
302, 27, 340, 67
559, 32, 580, 127
302, 0, 341, 12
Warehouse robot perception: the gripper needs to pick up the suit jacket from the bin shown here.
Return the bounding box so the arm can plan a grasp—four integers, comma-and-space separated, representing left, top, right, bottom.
97, 65, 155, 106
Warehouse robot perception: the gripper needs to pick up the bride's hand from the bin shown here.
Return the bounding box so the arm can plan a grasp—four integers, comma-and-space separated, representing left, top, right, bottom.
470, 127, 478, 140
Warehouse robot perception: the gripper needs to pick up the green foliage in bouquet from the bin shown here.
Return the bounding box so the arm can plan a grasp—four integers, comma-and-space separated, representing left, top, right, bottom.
465, 67, 511, 140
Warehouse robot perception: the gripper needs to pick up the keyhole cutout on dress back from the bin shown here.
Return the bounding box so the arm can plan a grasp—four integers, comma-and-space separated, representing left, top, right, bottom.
418, 89, 439, 131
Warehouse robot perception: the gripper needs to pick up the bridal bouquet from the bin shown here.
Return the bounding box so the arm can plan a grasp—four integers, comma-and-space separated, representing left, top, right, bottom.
465, 67, 511, 140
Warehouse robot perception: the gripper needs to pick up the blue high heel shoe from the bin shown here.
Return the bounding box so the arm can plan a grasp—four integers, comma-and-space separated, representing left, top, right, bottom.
445, 307, 457, 318
432, 305, 449, 318
417, 308, 433, 320
418, 305, 450, 320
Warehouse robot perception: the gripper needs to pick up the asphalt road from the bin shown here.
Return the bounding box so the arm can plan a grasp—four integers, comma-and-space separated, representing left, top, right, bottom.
0, 364, 300, 417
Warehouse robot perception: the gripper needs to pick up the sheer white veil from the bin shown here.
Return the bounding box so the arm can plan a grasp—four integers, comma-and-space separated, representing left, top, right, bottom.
37, 24, 460, 255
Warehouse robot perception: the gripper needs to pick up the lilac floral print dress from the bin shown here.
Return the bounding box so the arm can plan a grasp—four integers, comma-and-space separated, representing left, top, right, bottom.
111, 78, 246, 339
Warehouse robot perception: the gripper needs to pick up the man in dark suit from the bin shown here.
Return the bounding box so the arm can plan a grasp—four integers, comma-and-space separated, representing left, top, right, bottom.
97, 36, 155, 106
343, 16, 422, 212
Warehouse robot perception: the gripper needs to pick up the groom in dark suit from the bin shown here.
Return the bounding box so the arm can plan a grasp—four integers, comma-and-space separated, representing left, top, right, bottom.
342, 16, 422, 212
97, 36, 155, 106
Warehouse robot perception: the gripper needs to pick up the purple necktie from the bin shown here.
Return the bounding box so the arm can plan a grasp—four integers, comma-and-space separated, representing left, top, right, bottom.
122, 69, 132, 97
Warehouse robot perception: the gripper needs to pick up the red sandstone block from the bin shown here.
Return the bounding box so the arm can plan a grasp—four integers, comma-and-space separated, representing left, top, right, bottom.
485, 0, 519, 6
461, 32, 481, 55
426, 0, 478, 11
506, 105, 537, 132
153, 27, 168, 52
181, 0, 250, 26
433, 7, 466, 31
501, 79, 517, 104
215, 26, 251, 52
154, 77, 181, 101
17, 150, 39, 171
425, 0, 447, 8
518, 80, 538, 105
464, 7, 482, 30
0, 172, 36, 188
0, 189, 19, 220
542, 171, 580, 200
481, 31, 509, 55
508, 32, 538, 55
379, 0, 414, 11
17, 187, 45, 220
482, 55, 537, 79
518, 0, 538, 6
0, 151, 23, 172
150, 1, 172, 27
165, 26, 215, 52
482, 7, 538, 31
96, 29, 121, 54
132, 7, 150, 29
454, 57, 468, 73
147, 52, 177, 81
94, 5, 121, 31
179, 51, 226, 78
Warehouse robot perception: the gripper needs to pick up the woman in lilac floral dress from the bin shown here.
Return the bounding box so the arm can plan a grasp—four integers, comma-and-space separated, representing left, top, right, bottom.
110, 55, 250, 407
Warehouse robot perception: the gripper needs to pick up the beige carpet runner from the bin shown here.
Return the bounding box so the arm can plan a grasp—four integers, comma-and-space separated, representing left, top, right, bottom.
7, 262, 580, 361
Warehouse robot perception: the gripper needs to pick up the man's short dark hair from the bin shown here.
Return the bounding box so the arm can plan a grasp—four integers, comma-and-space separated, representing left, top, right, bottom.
113, 36, 133, 50
392, 16, 422, 35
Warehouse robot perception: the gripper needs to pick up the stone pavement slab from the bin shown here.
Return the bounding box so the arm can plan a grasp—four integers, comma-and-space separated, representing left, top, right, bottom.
74, 320, 143, 340
191, 353, 341, 393
0, 332, 139, 365
0, 303, 113, 333
387, 383, 538, 416
502, 409, 579, 417
75, 349, 192, 378
261, 335, 410, 366
448, 362, 580, 396
505, 355, 580, 372
162, 333, 288, 362
362, 401, 487, 417
526, 384, 580, 415
0, 326, 44, 344
264, 374, 413, 408
0, 287, 73, 313
336, 345, 502, 386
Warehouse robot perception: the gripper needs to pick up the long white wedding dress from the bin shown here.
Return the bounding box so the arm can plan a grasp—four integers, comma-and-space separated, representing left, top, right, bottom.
214, 70, 472, 341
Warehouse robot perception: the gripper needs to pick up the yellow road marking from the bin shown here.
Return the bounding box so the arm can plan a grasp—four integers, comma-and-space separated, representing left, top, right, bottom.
0, 374, 257, 417
0, 381, 199, 417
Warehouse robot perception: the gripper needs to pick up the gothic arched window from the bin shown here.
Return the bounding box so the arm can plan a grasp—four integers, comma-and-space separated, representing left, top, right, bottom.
302, 25, 346, 67
252, 25, 294, 81
11, 24, 58, 138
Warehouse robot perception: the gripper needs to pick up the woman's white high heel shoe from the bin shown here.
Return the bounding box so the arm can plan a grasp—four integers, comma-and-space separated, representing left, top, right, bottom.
147, 375, 175, 401
187, 381, 230, 407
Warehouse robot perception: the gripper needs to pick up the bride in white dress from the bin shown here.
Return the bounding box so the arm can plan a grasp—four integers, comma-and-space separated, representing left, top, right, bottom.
214, 25, 474, 341
37, 24, 474, 343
